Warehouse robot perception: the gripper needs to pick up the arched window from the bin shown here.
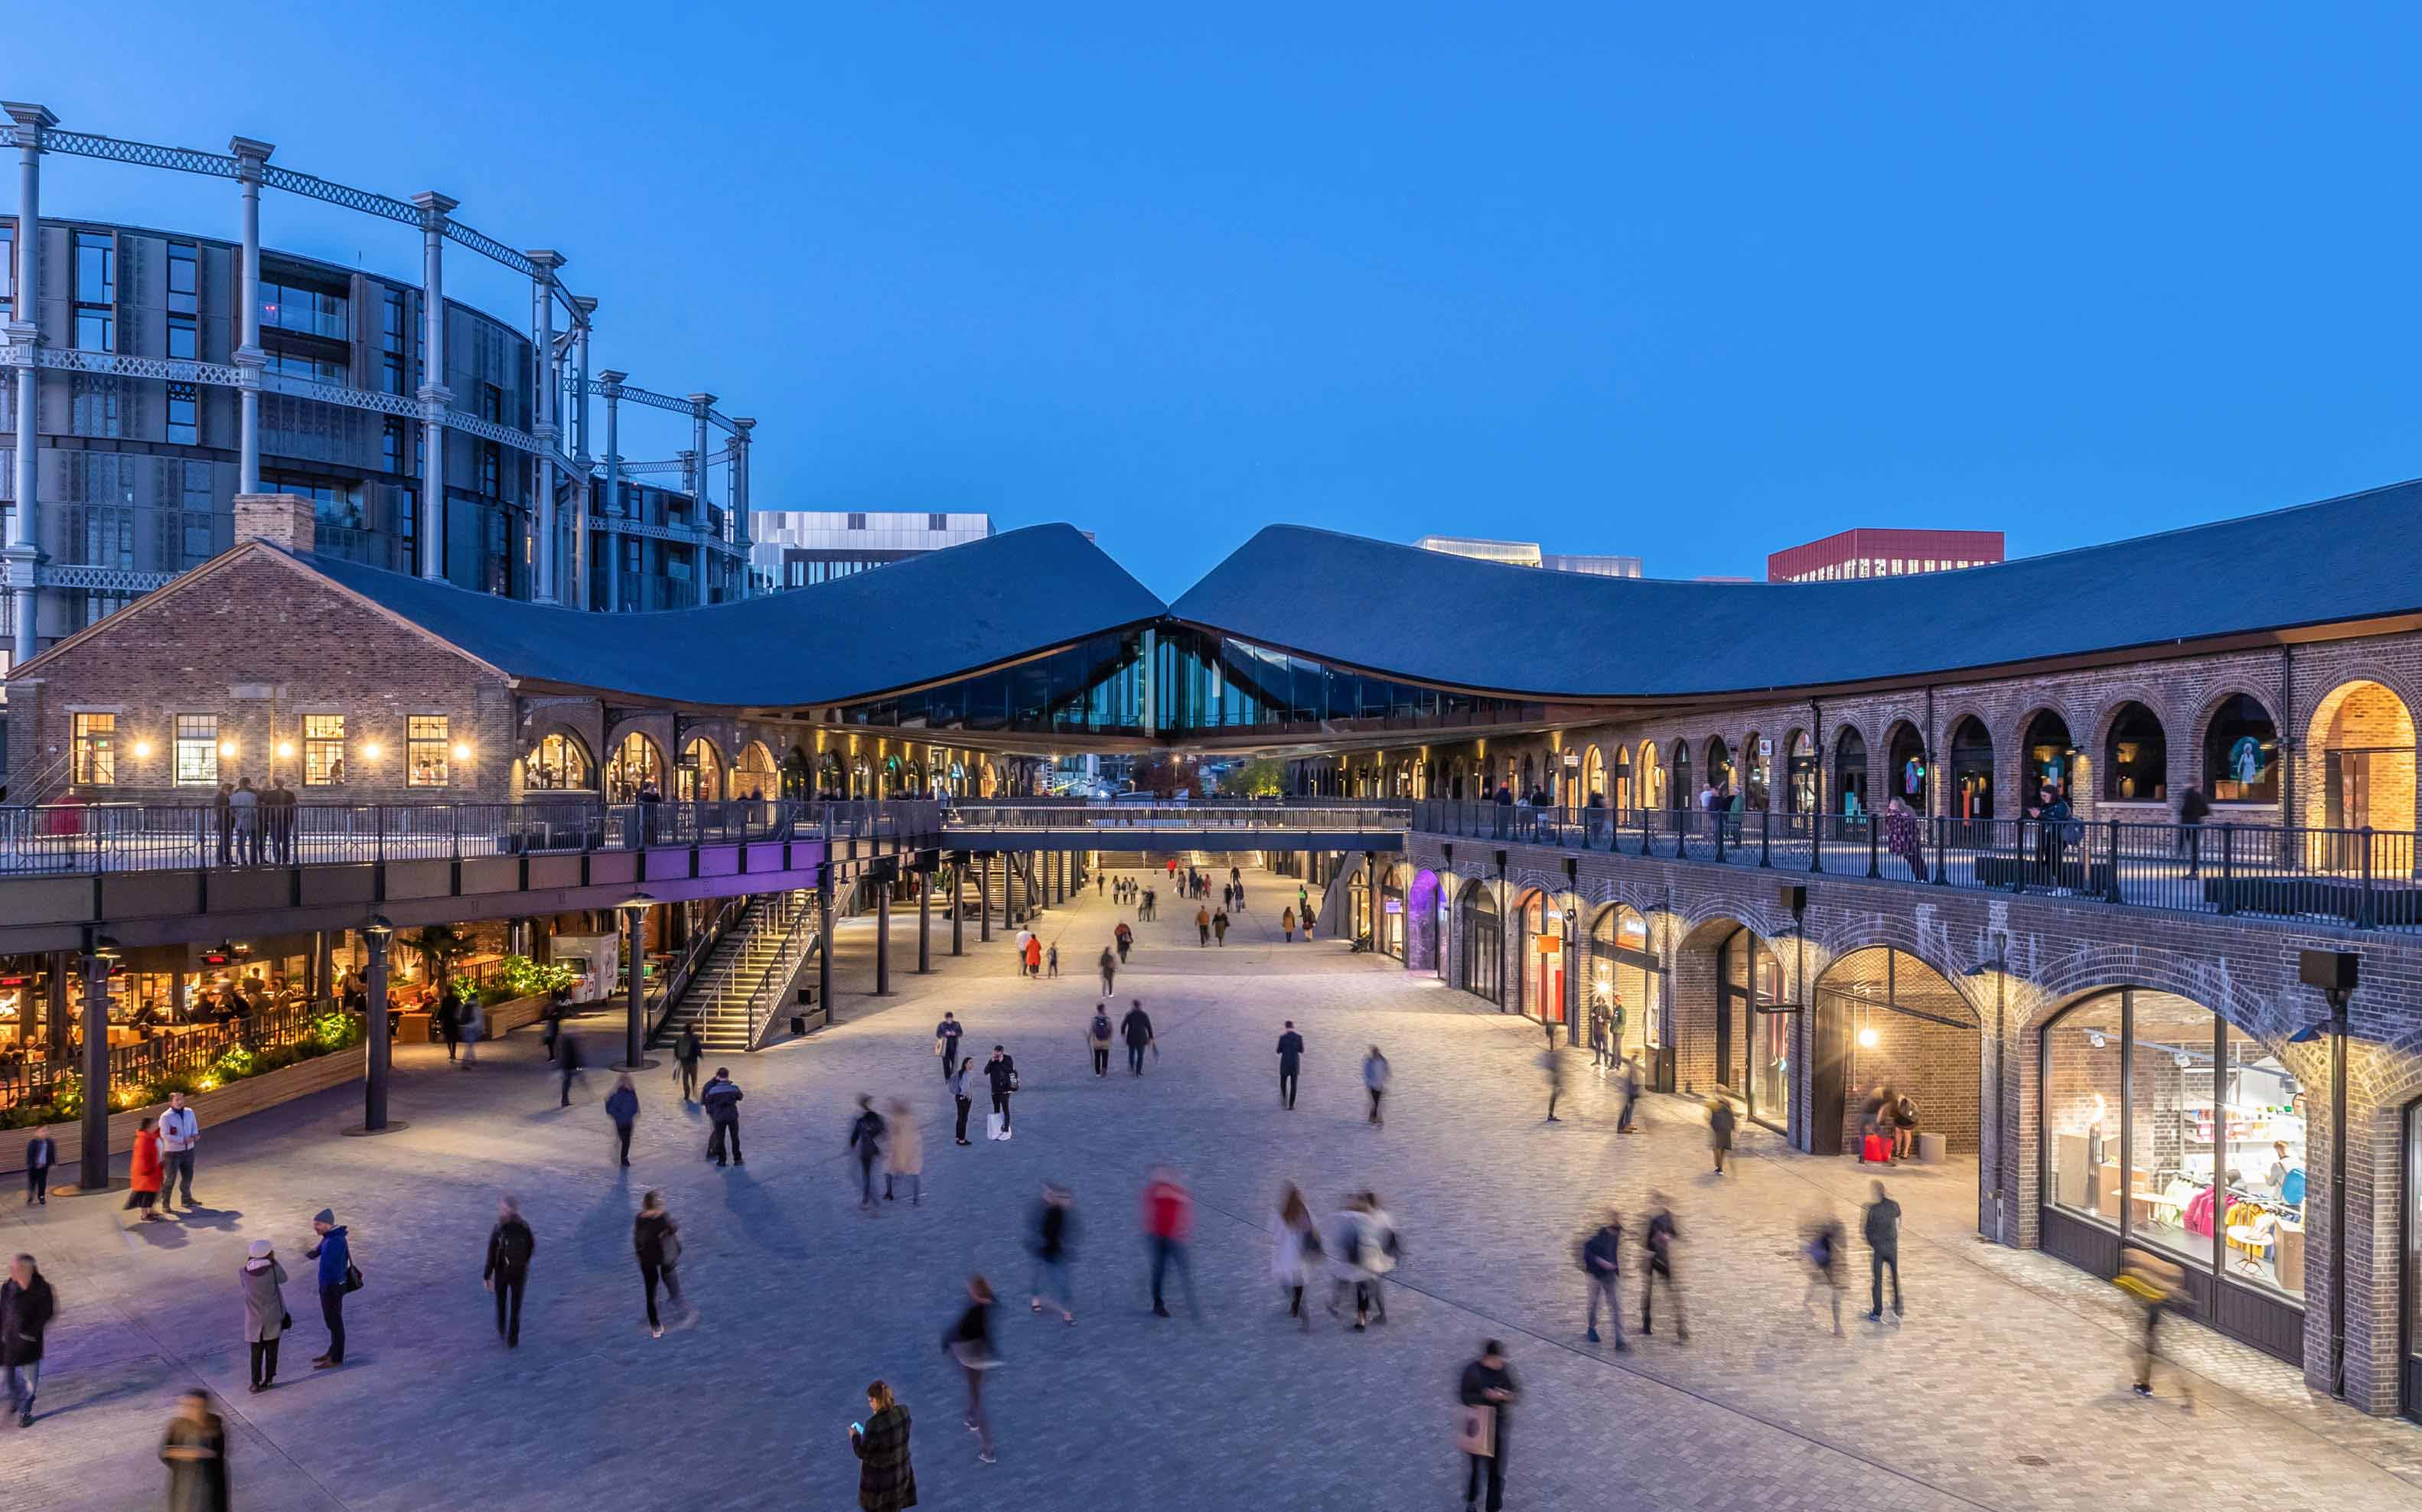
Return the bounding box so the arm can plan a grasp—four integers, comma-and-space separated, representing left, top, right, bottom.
1456, 881, 1502, 1005
2208, 692, 2282, 806
2104, 702, 2166, 803
1743, 734, 1770, 810
1948, 716, 1993, 821
2022, 710, 2075, 805
1834, 727, 1869, 816
732, 741, 778, 800
1670, 741, 1692, 810
525, 732, 593, 791
1636, 742, 1663, 810
1520, 752, 1537, 801
1886, 721, 1927, 809
604, 732, 663, 804
1705, 737, 1733, 800
1583, 744, 1606, 806
679, 737, 725, 803
1785, 729, 1816, 814
1586, 903, 1660, 1062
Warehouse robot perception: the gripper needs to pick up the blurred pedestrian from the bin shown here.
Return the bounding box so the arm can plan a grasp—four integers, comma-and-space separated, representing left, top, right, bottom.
1028, 1182, 1075, 1324
22, 1124, 54, 1205
3, 1253, 54, 1427
1863, 1180, 1903, 1322
1363, 1045, 1390, 1126
127, 1116, 165, 1224
1803, 1214, 1847, 1336
239, 1239, 289, 1392
1087, 1005, 1114, 1077
1587, 1002, 1610, 1069
606, 1074, 640, 1166
460, 997, 484, 1066
1098, 947, 1116, 996
949, 1060, 973, 1146
1580, 1209, 1626, 1348
1614, 1056, 1639, 1133
944, 1275, 999, 1464
634, 1188, 686, 1339
484, 1196, 535, 1347
702, 1067, 745, 1166
676, 1022, 703, 1100
1046, 942, 1060, 979
305, 1208, 351, 1368
1639, 1191, 1686, 1341
1275, 1020, 1305, 1110
1273, 1185, 1320, 1329
557, 1029, 585, 1108
1143, 1166, 1196, 1318
1707, 1096, 1736, 1175
159, 1389, 228, 1511
1213, 909, 1229, 945
1541, 1028, 1567, 1123
1456, 1339, 1517, 1512
1116, 921, 1133, 963
850, 1380, 918, 1509
1023, 934, 1042, 979
1120, 1000, 1155, 1074
437, 993, 461, 1063
884, 1098, 923, 1205
1195, 904, 1211, 947
849, 1096, 887, 1212
2117, 1245, 2188, 1398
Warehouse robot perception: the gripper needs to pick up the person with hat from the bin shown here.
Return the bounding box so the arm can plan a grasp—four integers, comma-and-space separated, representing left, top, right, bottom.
238, 1240, 289, 1393
305, 1209, 352, 1368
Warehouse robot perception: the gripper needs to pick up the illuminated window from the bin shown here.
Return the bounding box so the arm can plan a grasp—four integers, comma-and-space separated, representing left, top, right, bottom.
174, 714, 219, 785
304, 714, 346, 786
407, 715, 450, 787
71, 712, 116, 785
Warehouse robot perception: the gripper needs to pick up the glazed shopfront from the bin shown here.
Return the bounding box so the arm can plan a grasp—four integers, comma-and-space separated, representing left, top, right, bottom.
1588, 904, 1668, 1089
2040, 989, 2307, 1364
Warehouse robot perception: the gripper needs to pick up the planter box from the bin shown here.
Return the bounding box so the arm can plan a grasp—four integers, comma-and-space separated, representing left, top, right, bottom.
0, 1048, 363, 1174
416, 993, 552, 1043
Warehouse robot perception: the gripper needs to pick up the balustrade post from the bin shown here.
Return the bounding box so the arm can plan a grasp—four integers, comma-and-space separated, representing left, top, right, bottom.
1932, 813, 1948, 885
2218, 824, 2235, 914
1809, 811, 1824, 874
375, 805, 386, 865
2105, 820, 2124, 904
2361, 826, 2377, 928
1759, 808, 1772, 867
1867, 815, 1880, 878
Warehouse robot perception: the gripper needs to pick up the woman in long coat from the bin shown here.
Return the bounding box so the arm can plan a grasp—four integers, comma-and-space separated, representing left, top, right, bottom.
883, 1099, 924, 1205
239, 1240, 288, 1393
127, 1116, 165, 1222
849, 1379, 917, 1509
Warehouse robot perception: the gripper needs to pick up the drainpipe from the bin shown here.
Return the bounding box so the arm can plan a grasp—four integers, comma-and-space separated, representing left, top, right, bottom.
2279, 646, 2297, 834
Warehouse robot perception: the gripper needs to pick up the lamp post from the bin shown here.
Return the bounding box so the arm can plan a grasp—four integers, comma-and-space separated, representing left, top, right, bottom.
346, 916, 405, 1136
616, 892, 659, 1071
60, 930, 121, 1194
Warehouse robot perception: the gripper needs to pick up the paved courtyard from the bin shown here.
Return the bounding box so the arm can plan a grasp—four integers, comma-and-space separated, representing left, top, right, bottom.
8, 865, 2422, 1510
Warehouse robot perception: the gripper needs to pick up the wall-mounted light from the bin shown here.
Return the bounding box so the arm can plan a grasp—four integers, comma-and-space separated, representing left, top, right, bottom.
363, 741, 383, 760
1856, 1026, 1879, 1048
276, 741, 295, 759
451, 742, 471, 762
133, 740, 154, 758
218, 740, 237, 758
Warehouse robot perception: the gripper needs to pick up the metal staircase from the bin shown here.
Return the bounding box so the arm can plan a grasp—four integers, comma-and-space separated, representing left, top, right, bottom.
652, 890, 815, 1054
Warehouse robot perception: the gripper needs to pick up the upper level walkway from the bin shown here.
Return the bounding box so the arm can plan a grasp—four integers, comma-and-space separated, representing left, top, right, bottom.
940, 799, 1407, 852
1415, 799, 2422, 935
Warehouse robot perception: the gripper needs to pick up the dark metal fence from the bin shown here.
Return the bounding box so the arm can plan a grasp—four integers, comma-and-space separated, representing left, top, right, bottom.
0, 798, 937, 878
1413, 801, 2422, 933
946, 802, 1408, 833
2, 998, 327, 1112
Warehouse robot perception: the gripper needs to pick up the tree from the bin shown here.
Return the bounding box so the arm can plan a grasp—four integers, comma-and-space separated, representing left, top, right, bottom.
406, 924, 472, 999
1231, 757, 1285, 797
1126, 754, 1201, 799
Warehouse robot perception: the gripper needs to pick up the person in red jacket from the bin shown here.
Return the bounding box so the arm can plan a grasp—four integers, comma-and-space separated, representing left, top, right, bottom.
1142, 1167, 1196, 1319
127, 1117, 165, 1223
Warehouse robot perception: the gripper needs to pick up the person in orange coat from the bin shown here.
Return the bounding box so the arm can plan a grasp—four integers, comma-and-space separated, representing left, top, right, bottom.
126, 1116, 166, 1222
1023, 934, 1042, 980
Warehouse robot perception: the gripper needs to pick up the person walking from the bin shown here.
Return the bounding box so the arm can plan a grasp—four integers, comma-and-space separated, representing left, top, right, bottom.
239, 1239, 289, 1392
1222, 882, 1234, 911
948, 1060, 974, 1147
159, 1090, 201, 1210
1087, 1005, 1114, 1077
305, 1209, 352, 1369
676, 1022, 704, 1100
1803, 1214, 1847, 1336
1863, 1180, 1903, 1322
1045, 942, 1060, 979
1581, 1210, 1627, 1347
1022, 933, 1043, 980
850, 1380, 918, 1509
3, 1253, 54, 1427
484, 1196, 535, 1347
460, 996, 484, 1066
884, 1099, 924, 1205
1457, 1339, 1518, 1512
634, 1189, 687, 1339
849, 1096, 887, 1213
2178, 783, 2212, 876
1587, 1002, 1610, 1070
556, 1028, 585, 1109
1614, 1055, 1640, 1133
1028, 1182, 1076, 1324
1013, 926, 1032, 978
2118, 1245, 2188, 1398
22, 1124, 54, 1206
606, 1074, 640, 1167
160, 1390, 230, 1512
127, 1116, 166, 1224
1639, 1191, 1687, 1341
437, 993, 462, 1063
934, 1011, 964, 1078
1362, 1045, 1390, 1126
1097, 947, 1116, 996
1115, 921, 1133, 964
944, 1275, 1000, 1465
1273, 1185, 1320, 1329
1142, 1166, 1197, 1318
1275, 1021, 1305, 1110
1892, 1092, 1920, 1162
1708, 1096, 1736, 1175
1120, 1000, 1155, 1075
1212, 909, 1229, 946
702, 1067, 745, 1166
983, 1046, 1018, 1136
1281, 905, 1296, 943
1542, 1028, 1567, 1123
1195, 904, 1211, 947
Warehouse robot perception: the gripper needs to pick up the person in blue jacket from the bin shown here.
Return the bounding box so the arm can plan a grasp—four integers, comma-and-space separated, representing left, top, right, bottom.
305, 1208, 351, 1369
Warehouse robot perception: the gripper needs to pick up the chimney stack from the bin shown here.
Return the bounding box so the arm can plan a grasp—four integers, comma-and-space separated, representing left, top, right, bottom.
231, 492, 318, 555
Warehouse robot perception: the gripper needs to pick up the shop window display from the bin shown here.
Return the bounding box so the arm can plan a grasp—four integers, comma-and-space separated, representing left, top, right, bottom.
2044, 997, 2124, 1227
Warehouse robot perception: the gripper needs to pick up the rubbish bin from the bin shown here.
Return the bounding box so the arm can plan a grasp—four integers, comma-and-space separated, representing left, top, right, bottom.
790, 1015, 807, 1036
1916, 1132, 1946, 1165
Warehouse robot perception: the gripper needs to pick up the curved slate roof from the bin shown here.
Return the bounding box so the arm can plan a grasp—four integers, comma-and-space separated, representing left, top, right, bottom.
1167, 478, 2422, 699
293, 523, 1165, 707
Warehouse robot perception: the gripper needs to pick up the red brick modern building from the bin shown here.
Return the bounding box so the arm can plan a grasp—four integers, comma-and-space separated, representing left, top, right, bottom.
1767, 526, 2006, 582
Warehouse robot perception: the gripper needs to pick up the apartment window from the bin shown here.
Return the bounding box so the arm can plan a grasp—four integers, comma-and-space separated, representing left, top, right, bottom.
927, 513, 948, 532
479, 383, 503, 424
71, 712, 116, 786
847, 512, 867, 530
380, 353, 404, 395
303, 714, 346, 786
266, 350, 347, 385
259, 276, 347, 340
166, 383, 198, 445
73, 232, 114, 351
406, 715, 449, 787
167, 243, 198, 314
174, 713, 220, 785
0, 223, 12, 321
381, 419, 403, 473
479, 442, 501, 496
168, 314, 197, 360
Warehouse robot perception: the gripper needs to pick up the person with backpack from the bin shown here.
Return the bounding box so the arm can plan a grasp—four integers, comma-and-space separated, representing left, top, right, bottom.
1639, 1191, 1686, 1341
1028, 1183, 1076, 1324
702, 1068, 745, 1166
1120, 1000, 1155, 1075
1863, 1180, 1903, 1322
983, 1046, 1018, 1136
1580, 1210, 1626, 1347
848, 1096, 887, 1213
676, 1022, 704, 1100
305, 1208, 353, 1369
1115, 921, 1134, 965
1803, 1214, 1847, 1336
1087, 1006, 1115, 1077
634, 1189, 686, 1339
1707, 1096, 1736, 1175
483, 1196, 535, 1347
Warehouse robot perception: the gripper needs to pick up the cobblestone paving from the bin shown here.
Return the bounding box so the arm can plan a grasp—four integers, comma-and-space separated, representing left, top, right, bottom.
6, 865, 2420, 1510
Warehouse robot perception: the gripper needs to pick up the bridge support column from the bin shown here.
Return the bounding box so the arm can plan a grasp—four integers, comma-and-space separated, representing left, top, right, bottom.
951, 857, 965, 956
980, 854, 993, 942
64, 943, 117, 1195
875, 880, 892, 996
817, 858, 835, 1026
358, 921, 395, 1133
918, 865, 931, 973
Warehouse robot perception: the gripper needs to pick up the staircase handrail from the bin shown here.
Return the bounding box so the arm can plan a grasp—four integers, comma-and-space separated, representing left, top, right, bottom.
743, 893, 822, 1048
646, 893, 748, 1041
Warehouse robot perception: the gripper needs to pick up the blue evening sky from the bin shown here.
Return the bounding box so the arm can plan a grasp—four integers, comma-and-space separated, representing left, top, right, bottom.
18, 4, 2420, 596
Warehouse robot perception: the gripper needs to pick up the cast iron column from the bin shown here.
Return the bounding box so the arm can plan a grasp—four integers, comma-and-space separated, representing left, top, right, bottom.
817, 852, 835, 1027
230, 136, 273, 495
362, 924, 392, 1131
951, 856, 964, 956
598, 369, 625, 610
5, 103, 54, 670
980, 854, 993, 942
623, 906, 644, 1070
875, 871, 892, 996
411, 192, 457, 582
77, 947, 111, 1188
918, 863, 931, 973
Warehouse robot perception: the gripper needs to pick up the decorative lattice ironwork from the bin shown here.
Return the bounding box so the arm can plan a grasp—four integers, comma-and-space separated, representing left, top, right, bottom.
443, 219, 534, 277
261, 372, 422, 418
592, 380, 693, 419
28, 563, 177, 593
43, 129, 240, 180
35, 347, 250, 388
706, 406, 738, 435
258, 164, 419, 227
443, 409, 543, 455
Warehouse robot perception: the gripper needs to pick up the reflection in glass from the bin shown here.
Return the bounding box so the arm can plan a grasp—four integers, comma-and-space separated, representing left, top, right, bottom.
2044, 996, 2124, 1228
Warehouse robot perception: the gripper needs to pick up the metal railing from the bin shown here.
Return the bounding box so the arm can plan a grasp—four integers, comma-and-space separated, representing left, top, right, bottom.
2, 998, 329, 1111
745, 892, 823, 1049
1413, 801, 2422, 933
0, 798, 937, 878
944, 803, 1410, 833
